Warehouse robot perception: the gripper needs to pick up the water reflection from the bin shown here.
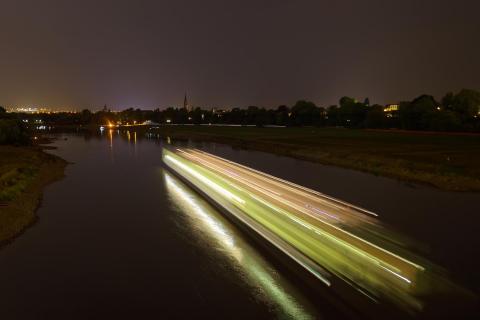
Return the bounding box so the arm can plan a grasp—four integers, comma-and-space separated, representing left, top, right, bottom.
163, 172, 316, 320
101, 129, 144, 162
108, 129, 114, 148
134, 131, 137, 157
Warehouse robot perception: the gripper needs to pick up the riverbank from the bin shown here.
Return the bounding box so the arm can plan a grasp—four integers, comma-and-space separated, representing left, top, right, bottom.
148, 126, 480, 192
0, 144, 67, 245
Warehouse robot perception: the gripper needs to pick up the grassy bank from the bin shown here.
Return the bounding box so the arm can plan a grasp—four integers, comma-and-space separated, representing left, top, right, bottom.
149, 126, 480, 191
0, 145, 67, 245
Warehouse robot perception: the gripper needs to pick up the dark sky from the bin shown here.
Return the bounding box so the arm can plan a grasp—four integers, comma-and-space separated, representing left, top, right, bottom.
1, 0, 479, 110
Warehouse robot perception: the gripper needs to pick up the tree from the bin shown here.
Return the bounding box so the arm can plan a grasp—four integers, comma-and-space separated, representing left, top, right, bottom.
441, 92, 455, 111
290, 100, 323, 126
327, 105, 340, 126
254, 108, 269, 127
79, 109, 92, 124
365, 104, 386, 128
225, 108, 245, 124
191, 107, 204, 124
441, 89, 480, 130
451, 89, 480, 123
0, 119, 30, 145
339, 96, 356, 108
429, 111, 461, 131
399, 95, 437, 130
0, 106, 6, 118
91, 109, 115, 125
245, 106, 260, 125
338, 96, 368, 127
275, 105, 290, 126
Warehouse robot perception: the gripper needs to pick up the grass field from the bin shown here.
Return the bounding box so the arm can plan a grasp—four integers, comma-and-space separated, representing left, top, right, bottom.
149, 126, 480, 191
0, 145, 67, 245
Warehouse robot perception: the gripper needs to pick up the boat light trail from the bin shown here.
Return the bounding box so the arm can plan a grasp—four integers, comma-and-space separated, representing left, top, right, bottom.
164, 154, 245, 205
163, 147, 460, 313
164, 173, 315, 320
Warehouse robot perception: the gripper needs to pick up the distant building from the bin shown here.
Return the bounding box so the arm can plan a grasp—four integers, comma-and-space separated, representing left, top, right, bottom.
383, 104, 399, 118
212, 107, 231, 114
143, 120, 160, 126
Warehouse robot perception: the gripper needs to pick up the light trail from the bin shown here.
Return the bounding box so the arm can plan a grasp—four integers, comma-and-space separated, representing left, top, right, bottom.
162, 147, 456, 313
164, 172, 317, 320
191, 149, 379, 217
164, 154, 245, 205
249, 192, 412, 286
165, 150, 332, 286
177, 149, 424, 272
182, 149, 378, 228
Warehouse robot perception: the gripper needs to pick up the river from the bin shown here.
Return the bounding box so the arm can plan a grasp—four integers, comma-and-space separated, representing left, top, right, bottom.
0, 131, 478, 319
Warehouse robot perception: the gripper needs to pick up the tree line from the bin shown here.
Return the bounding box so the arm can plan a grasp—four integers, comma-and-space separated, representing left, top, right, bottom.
2, 89, 480, 135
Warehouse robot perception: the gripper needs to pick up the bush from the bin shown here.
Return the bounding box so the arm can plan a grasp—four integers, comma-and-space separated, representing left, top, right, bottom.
0, 119, 31, 145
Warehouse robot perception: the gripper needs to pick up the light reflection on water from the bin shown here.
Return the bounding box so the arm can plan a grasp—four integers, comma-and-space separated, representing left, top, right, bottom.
163, 172, 317, 320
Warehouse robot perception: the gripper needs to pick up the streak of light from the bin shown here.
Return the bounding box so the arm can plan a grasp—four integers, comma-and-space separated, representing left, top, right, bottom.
161, 148, 462, 312
164, 155, 245, 205
181, 149, 424, 271
164, 173, 315, 320
193, 149, 379, 217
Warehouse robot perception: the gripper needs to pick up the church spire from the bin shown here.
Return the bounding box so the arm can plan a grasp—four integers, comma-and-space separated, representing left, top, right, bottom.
184, 92, 188, 110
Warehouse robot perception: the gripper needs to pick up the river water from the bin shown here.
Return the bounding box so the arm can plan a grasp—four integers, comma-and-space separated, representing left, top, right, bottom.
0, 131, 478, 319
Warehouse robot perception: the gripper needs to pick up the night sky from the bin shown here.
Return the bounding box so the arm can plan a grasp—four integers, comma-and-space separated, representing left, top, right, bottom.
1, 0, 479, 110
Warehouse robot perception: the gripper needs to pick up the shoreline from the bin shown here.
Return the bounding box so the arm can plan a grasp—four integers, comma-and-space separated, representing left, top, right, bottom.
0, 142, 67, 247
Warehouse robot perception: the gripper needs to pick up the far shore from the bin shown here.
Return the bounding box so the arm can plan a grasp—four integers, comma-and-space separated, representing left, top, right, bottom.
143, 126, 480, 192
0, 143, 67, 246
